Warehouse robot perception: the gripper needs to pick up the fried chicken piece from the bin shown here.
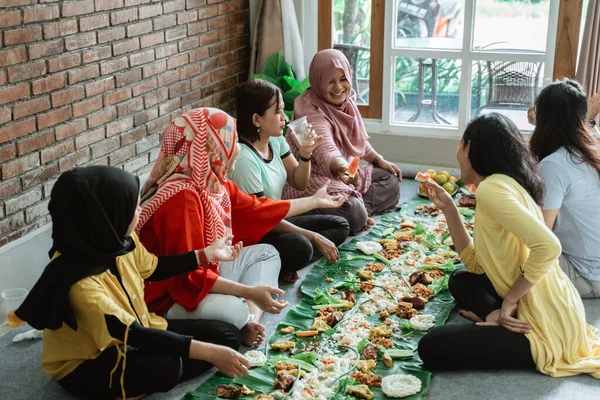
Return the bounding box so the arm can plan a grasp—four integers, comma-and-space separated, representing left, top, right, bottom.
311, 318, 330, 333
342, 289, 356, 305
358, 281, 375, 293
360, 344, 381, 360
216, 385, 254, 399
395, 234, 413, 243
256, 395, 275, 400
365, 263, 385, 272
357, 269, 375, 280
274, 374, 296, 392
328, 288, 339, 295
325, 276, 334, 283
427, 267, 444, 281
379, 309, 389, 319
319, 306, 343, 327
369, 325, 393, 338
412, 283, 433, 300
350, 372, 382, 387
279, 326, 294, 334
371, 337, 394, 349
409, 270, 426, 286
270, 340, 296, 352
382, 353, 393, 368
347, 384, 375, 400
401, 293, 428, 309
390, 301, 417, 319
356, 359, 377, 373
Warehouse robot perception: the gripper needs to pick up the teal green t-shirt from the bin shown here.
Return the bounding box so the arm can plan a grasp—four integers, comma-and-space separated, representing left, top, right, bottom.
228, 136, 291, 200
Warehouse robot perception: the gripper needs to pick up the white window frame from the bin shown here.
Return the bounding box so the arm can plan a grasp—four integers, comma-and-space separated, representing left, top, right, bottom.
379, 0, 560, 138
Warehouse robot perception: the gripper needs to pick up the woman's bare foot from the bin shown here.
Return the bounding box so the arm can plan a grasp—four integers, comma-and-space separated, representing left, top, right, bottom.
458, 309, 484, 323
360, 217, 376, 231
241, 321, 266, 347
280, 271, 300, 283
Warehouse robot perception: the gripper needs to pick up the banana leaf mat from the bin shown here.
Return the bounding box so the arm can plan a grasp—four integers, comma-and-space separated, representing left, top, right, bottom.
183, 197, 458, 400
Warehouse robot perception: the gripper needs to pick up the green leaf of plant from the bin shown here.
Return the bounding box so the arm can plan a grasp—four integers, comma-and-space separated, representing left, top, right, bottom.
283, 77, 310, 110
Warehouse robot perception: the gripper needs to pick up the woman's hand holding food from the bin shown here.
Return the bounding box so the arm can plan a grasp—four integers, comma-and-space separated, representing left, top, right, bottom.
422, 179, 455, 212
246, 286, 288, 314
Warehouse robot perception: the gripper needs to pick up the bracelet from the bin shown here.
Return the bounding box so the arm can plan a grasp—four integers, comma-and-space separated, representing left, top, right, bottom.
372, 155, 383, 167
299, 154, 312, 162
197, 249, 209, 267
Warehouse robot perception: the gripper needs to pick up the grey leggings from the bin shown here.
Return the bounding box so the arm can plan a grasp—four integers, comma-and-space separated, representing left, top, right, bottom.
304, 167, 401, 234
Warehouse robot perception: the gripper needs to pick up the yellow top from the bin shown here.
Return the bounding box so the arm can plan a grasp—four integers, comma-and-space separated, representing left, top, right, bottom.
41, 232, 167, 381
460, 174, 600, 378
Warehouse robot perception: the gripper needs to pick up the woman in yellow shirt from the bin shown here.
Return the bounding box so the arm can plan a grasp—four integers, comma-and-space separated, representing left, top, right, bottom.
15, 166, 285, 399
418, 113, 600, 377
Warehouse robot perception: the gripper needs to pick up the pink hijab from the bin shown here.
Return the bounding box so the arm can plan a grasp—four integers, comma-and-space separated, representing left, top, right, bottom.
294, 49, 370, 157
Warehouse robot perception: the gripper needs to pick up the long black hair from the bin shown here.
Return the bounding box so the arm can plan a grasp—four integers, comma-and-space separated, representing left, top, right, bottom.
236, 79, 282, 143
529, 78, 600, 176
462, 112, 544, 205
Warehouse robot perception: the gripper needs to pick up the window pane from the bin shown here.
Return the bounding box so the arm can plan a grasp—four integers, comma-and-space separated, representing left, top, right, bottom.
333, 0, 372, 105
394, 57, 461, 125
470, 60, 545, 131
473, 0, 551, 52
395, 0, 465, 49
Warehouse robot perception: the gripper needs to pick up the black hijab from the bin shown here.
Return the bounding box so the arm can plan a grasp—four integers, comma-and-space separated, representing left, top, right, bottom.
15, 166, 140, 331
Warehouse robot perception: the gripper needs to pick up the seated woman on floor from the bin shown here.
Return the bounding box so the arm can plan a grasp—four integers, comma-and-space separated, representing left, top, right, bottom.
282, 49, 402, 235
15, 166, 254, 399
228, 79, 350, 282
137, 108, 346, 341
529, 79, 600, 298
417, 112, 600, 377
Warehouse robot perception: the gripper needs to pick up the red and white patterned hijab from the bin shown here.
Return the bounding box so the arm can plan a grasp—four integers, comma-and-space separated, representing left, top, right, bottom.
136, 108, 238, 245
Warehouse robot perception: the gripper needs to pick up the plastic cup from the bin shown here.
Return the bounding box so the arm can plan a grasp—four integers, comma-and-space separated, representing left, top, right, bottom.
2, 288, 28, 327
287, 116, 313, 146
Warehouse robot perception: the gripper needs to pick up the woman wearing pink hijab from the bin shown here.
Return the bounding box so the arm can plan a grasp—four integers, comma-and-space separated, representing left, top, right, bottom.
283, 49, 402, 234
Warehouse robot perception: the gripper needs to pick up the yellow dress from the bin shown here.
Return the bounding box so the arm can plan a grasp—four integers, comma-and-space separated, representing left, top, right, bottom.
459, 174, 600, 378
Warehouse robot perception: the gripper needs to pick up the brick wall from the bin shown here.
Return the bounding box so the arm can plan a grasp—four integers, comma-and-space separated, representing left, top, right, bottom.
0, 0, 250, 247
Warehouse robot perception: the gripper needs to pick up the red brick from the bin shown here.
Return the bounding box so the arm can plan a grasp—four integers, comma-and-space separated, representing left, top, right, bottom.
98, 26, 125, 44
218, 51, 235, 66
28, 39, 64, 60
227, 10, 246, 24
177, 10, 196, 25
43, 20, 78, 39
0, 83, 30, 106
104, 88, 131, 106
106, 116, 134, 136
133, 107, 158, 126
1, 152, 39, 179
132, 78, 157, 96
0, 144, 16, 164
61, 0, 95, 17
123, 153, 149, 172
140, 32, 164, 48
127, 20, 153, 37
109, 144, 136, 165
111, 8, 138, 25
24, 5, 59, 23
186, 0, 206, 8
164, 0, 185, 13
0, 10, 21, 29
52, 86, 85, 107
229, 60, 245, 75
229, 35, 247, 51
59, 148, 89, 172
144, 87, 168, 108
40, 139, 75, 163
188, 20, 207, 35
208, 41, 228, 57
48, 53, 81, 73
124, 0, 150, 5
139, 4, 162, 19
7, 61, 47, 83
219, 24, 244, 40
190, 47, 209, 62
0, 118, 36, 145
90, 136, 120, 158
198, 30, 218, 46
152, 14, 176, 30
178, 37, 199, 52
115, 67, 142, 87
210, 65, 229, 82
218, 0, 241, 15
134, 131, 158, 152
13, 97, 51, 120
88, 106, 116, 128
65, 32, 97, 51
200, 56, 218, 72
190, 72, 210, 89
142, 60, 166, 78
5, 188, 42, 215
198, 4, 217, 19
202, 76, 235, 97
72, 96, 103, 117
100, 57, 128, 75
146, 114, 171, 135
0, 108, 10, 125
167, 53, 188, 69
159, 98, 181, 116
116, 97, 143, 117
79, 13, 109, 31
155, 43, 178, 59
86, 76, 115, 96
113, 38, 140, 56
25, 199, 52, 223
166, 25, 186, 42
0, 179, 21, 201
68, 64, 100, 84
4, 26, 43, 46
128, 50, 155, 68
37, 107, 72, 130
75, 127, 105, 148
121, 125, 146, 146
55, 118, 87, 140
95, 0, 124, 11
168, 81, 190, 98
17, 131, 54, 155
157, 70, 178, 87
82, 46, 112, 64
32, 74, 65, 95
0, 213, 26, 239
